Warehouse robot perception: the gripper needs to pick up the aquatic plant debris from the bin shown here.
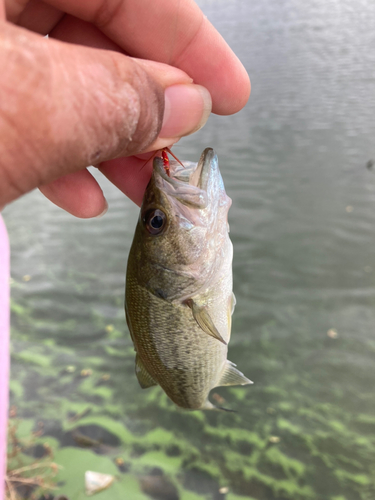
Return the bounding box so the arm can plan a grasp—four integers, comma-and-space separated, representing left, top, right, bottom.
85, 470, 115, 495
6, 416, 60, 500
327, 328, 338, 339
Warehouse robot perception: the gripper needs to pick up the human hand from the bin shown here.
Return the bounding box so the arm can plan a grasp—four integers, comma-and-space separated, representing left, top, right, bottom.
1, 0, 250, 216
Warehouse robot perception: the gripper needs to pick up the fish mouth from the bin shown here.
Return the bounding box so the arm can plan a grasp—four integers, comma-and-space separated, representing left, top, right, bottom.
153, 148, 217, 209
189, 148, 216, 191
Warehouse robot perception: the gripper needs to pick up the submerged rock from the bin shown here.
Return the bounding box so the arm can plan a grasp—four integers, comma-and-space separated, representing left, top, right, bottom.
139, 470, 179, 500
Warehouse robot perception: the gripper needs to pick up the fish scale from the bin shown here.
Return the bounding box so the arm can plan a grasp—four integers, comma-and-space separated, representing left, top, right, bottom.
125, 148, 252, 410
126, 278, 224, 408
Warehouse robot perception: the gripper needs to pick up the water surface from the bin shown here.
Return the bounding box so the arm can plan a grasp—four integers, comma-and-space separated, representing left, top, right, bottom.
4, 0, 375, 498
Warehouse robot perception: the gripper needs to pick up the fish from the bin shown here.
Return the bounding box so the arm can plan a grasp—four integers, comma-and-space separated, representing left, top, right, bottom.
125, 148, 252, 410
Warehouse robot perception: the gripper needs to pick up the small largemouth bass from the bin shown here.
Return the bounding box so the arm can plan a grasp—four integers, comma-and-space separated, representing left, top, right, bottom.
125, 148, 252, 410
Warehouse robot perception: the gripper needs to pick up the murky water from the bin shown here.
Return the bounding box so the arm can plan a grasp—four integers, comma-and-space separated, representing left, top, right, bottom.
4, 0, 375, 498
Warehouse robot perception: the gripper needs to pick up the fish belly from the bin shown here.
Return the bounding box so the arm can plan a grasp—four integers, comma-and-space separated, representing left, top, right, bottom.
126, 279, 227, 409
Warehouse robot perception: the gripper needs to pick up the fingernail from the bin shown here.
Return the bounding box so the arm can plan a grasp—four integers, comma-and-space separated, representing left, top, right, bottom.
159, 84, 212, 139
94, 199, 108, 218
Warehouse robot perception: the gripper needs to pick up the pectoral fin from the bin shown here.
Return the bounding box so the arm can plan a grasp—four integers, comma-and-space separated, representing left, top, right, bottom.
186, 299, 227, 345
227, 293, 237, 334
231, 293, 236, 315
218, 360, 253, 387
135, 354, 157, 389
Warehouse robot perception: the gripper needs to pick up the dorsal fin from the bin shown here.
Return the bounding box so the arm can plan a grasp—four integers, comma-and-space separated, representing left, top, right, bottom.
217, 360, 253, 387
135, 354, 157, 389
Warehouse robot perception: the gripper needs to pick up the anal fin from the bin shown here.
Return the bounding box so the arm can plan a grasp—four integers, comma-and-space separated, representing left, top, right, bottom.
218, 360, 253, 387
135, 354, 157, 389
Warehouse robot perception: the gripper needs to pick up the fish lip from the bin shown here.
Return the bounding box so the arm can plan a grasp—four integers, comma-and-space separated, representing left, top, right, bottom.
152, 150, 216, 209
189, 147, 216, 191
153, 157, 182, 188
153, 148, 216, 191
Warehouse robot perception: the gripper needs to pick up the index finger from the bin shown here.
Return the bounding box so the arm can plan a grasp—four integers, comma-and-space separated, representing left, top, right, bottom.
43, 0, 250, 115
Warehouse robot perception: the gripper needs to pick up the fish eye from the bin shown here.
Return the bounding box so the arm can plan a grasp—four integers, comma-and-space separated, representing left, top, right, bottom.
143, 209, 167, 235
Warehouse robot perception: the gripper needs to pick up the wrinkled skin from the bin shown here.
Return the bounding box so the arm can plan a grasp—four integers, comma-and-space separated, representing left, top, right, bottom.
0, 0, 250, 215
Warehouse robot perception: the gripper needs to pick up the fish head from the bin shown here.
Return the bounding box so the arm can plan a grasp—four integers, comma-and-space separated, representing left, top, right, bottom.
133, 148, 232, 298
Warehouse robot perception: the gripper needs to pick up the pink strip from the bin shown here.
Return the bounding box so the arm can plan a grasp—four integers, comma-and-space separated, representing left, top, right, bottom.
0, 215, 10, 500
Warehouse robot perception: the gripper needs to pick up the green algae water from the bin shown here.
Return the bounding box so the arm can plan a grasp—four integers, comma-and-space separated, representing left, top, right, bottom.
4, 0, 375, 498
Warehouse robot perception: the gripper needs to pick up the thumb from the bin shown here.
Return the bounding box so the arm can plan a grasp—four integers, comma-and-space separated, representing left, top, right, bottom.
0, 22, 207, 207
